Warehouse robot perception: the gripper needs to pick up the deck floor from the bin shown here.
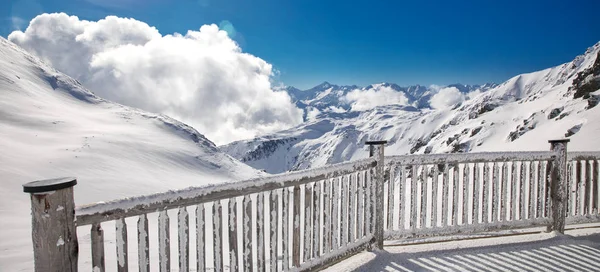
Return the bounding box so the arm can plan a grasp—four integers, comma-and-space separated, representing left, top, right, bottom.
325, 226, 600, 272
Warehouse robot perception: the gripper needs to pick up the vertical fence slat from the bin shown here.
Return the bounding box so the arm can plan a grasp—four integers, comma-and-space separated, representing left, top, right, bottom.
138, 214, 150, 272
452, 165, 460, 226
281, 188, 289, 271
511, 162, 518, 221
340, 176, 348, 247
577, 160, 583, 216
178, 207, 189, 272
213, 201, 223, 272
332, 177, 340, 249
545, 160, 551, 218
257, 193, 265, 272
357, 173, 365, 238
229, 199, 238, 272
585, 160, 592, 215
592, 160, 600, 214
538, 161, 545, 218
270, 191, 278, 271
387, 166, 395, 230
431, 165, 439, 227
462, 164, 470, 225
442, 164, 450, 227
398, 166, 406, 230
348, 174, 356, 241
482, 163, 490, 223
304, 184, 312, 261
312, 181, 321, 259
411, 165, 419, 230
242, 196, 252, 272
115, 218, 128, 272
473, 163, 480, 224
501, 163, 508, 222
91, 223, 105, 272
567, 161, 574, 216
292, 185, 301, 267
529, 161, 536, 219
520, 161, 526, 221
369, 169, 377, 235
324, 180, 332, 253
196, 205, 206, 272
492, 163, 499, 223
158, 210, 170, 272
589, 160, 596, 214
420, 165, 428, 229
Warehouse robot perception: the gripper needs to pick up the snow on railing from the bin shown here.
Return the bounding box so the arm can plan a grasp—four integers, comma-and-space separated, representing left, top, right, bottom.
21, 139, 600, 272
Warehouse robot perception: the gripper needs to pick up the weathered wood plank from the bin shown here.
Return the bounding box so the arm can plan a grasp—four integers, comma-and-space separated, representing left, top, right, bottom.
323, 180, 332, 253
256, 193, 265, 272
269, 192, 278, 271
137, 214, 149, 272
595, 160, 599, 214
589, 160, 596, 214
410, 165, 418, 230
567, 161, 574, 216
304, 184, 313, 261
520, 161, 526, 221
178, 207, 189, 272
577, 160, 583, 216
442, 164, 450, 227
213, 201, 223, 272
431, 164, 438, 227
229, 199, 238, 272
482, 163, 490, 224
544, 160, 551, 218
115, 218, 128, 272
473, 163, 480, 224
462, 164, 470, 225
492, 163, 499, 223
348, 174, 356, 242
196, 205, 206, 272
585, 160, 592, 215
386, 166, 395, 230
420, 165, 428, 229
357, 172, 365, 238
537, 161, 544, 218
292, 185, 301, 267
331, 177, 339, 250
511, 162, 518, 221
501, 163, 508, 221
242, 196, 252, 272
76, 159, 377, 226
369, 169, 377, 235
387, 151, 555, 166
91, 223, 105, 272
282, 188, 290, 270
340, 176, 348, 246
529, 161, 536, 219
158, 211, 170, 272
452, 165, 459, 226
312, 181, 321, 259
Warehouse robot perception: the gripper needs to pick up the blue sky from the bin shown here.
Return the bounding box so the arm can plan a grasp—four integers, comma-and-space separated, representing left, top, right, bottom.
2, 0, 600, 89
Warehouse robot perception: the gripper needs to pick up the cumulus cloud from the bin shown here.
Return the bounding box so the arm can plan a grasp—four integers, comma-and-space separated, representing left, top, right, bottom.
306, 107, 321, 120
429, 87, 465, 109
9, 13, 303, 144
343, 85, 410, 111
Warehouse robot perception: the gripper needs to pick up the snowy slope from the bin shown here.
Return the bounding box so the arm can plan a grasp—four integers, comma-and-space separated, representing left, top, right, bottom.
0, 37, 261, 271
223, 42, 600, 174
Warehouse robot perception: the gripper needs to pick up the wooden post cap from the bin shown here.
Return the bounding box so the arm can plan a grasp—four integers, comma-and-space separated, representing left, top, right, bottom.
365, 140, 388, 145
23, 177, 77, 193
548, 139, 570, 143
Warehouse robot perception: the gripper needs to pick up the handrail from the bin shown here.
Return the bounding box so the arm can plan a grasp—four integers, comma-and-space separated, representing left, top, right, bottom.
76, 157, 377, 226
386, 151, 556, 165
567, 151, 600, 160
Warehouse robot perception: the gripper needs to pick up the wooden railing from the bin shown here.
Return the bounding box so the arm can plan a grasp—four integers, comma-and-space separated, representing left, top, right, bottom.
22, 139, 600, 271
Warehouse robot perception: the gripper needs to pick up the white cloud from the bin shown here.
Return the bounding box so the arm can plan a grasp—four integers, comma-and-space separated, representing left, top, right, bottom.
9, 13, 303, 145
10, 16, 26, 30
466, 89, 482, 100
343, 85, 410, 111
429, 87, 465, 109
327, 106, 347, 113
306, 107, 321, 120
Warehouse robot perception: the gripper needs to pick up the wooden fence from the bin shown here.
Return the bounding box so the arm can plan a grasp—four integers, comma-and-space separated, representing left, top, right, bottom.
22, 139, 600, 271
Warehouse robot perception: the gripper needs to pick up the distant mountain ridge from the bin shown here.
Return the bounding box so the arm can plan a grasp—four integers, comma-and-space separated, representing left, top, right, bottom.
224, 41, 600, 174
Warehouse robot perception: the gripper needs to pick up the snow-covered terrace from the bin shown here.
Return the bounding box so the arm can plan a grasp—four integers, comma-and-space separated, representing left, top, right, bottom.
327, 225, 600, 271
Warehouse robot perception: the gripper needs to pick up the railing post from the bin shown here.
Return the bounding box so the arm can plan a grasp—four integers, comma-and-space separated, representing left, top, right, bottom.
548, 139, 569, 234
366, 140, 387, 250
23, 177, 78, 272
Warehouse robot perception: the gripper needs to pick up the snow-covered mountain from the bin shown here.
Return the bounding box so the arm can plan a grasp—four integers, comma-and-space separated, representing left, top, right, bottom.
0, 37, 262, 271
223, 42, 600, 174
280, 81, 497, 120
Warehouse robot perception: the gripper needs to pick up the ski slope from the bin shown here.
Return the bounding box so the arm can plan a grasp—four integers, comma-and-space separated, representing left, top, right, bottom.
0, 37, 262, 271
